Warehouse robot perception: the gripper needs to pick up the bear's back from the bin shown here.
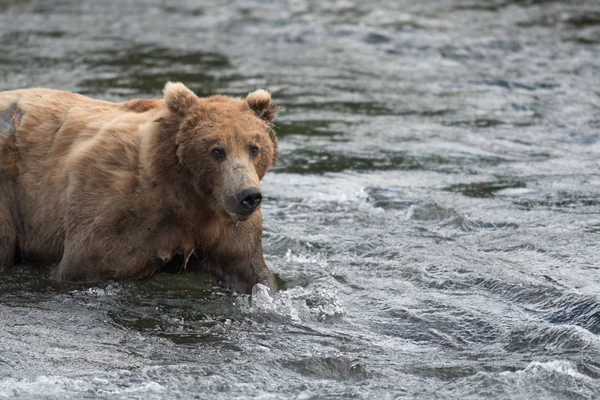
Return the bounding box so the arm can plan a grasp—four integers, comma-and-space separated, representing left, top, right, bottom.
0, 89, 162, 173
0, 88, 165, 260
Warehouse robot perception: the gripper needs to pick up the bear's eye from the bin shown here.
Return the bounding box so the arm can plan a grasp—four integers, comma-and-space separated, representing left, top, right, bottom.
211, 148, 226, 161
249, 145, 260, 157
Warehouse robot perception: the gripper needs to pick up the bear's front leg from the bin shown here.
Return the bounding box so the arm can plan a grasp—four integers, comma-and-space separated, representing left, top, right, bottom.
219, 248, 277, 294
0, 202, 16, 269
191, 211, 278, 294
190, 245, 277, 295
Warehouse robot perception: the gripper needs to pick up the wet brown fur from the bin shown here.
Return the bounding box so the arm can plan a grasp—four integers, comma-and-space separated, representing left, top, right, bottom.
0, 83, 279, 293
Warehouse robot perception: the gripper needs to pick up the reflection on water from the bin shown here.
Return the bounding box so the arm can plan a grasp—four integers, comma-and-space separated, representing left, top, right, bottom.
79, 46, 234, 97
444, 179, 527, 198
1, 0, 600, 398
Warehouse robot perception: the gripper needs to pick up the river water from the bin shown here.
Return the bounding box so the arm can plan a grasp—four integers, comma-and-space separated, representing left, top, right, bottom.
1, 0, 600, 398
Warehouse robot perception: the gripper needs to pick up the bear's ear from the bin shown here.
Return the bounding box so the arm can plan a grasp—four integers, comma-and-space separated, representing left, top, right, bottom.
163, 82, 199, 116
246, 89, 280, 122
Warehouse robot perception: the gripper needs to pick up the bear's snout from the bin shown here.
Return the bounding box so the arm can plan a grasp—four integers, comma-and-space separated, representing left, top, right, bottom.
237, 187, 262, 214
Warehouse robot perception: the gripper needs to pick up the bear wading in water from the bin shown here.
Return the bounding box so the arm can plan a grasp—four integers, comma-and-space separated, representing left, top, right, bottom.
0, 82, 280, 294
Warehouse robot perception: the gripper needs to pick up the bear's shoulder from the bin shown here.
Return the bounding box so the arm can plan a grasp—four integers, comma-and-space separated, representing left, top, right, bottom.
119, 99, 162, 113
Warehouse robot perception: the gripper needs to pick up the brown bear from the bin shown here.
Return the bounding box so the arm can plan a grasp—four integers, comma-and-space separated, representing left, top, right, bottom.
0, 82, 280, 294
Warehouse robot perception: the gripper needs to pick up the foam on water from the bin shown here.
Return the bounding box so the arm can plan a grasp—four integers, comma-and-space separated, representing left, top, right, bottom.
240, 252, 345, 324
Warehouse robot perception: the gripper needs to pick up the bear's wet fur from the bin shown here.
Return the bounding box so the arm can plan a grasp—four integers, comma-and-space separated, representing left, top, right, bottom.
0, 83, 280, 293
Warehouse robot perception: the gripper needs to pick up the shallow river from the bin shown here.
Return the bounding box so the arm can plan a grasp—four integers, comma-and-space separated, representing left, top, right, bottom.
1, 0, 600, 398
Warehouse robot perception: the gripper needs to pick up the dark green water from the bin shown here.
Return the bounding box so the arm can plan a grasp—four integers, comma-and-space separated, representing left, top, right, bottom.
1, 0, 600, 398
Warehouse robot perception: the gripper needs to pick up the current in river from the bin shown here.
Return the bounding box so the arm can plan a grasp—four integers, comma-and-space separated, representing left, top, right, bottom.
1, 1, 600, 399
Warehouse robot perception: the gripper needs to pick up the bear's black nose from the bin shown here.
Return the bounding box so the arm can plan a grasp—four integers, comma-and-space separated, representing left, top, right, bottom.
237, 187, 262, 212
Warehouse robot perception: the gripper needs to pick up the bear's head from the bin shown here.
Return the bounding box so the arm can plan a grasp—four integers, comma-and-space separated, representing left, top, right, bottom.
160, 82, 280, 222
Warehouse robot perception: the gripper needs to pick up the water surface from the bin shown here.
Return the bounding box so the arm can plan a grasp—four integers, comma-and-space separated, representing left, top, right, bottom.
1, 0, 600, 398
